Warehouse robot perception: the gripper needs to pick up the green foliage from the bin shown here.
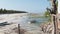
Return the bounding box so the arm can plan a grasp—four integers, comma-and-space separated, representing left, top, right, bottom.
44, 11, 50, 17
56, 1, 58, 7
44, 11, 51, 22
0, 8, 27, 14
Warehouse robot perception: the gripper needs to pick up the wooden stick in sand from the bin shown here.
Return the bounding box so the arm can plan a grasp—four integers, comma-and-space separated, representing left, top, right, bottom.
18, 24, 20, 34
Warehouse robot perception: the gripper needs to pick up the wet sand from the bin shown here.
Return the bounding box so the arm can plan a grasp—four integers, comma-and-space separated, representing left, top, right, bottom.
0, 22, 54, 34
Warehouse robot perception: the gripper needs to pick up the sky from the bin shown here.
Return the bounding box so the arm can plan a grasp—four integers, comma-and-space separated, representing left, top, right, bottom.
0, 0, 51, 13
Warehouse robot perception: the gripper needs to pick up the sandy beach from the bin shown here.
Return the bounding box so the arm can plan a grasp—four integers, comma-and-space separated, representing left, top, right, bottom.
0, 14, 54, 34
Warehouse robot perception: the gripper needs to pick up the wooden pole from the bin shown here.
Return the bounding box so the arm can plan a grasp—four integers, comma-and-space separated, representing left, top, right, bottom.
47, 0, 57, 34
52, 0, 57, 34
18, 24, 20, 34
52, 15, 58, 34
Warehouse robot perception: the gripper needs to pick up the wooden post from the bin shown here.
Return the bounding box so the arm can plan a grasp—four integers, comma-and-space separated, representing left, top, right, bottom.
53, 15, 57, 34
51, 14, 58, 34
51, 0, 57, 34
47, 0, 57, 34
18, 24, 20, 34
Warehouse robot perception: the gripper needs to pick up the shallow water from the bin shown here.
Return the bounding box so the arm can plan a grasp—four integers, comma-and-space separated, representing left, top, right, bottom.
0, 14, 49, 31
